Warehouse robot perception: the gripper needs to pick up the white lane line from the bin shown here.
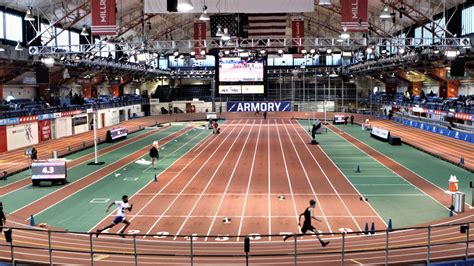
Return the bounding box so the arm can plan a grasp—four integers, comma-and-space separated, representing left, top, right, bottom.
235, 119, 263, 241
173, 120, 255, 240
327, 126, 450, 211
274, 119, 309, 232
139, 120, 246, 237
203, 120, 261, 241
295, 121, 388, 227
88, 123, 220, 233
286, 121, 361, 231
15, 127, 191, 218
279, 119, 333, 233
268, 118, 272, 240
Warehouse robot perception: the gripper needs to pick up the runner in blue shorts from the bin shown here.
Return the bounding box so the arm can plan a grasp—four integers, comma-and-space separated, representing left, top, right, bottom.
96, 195, 133, 238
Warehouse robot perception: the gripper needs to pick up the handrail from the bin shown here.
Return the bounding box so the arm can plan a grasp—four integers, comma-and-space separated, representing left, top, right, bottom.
0, 220, 472, 265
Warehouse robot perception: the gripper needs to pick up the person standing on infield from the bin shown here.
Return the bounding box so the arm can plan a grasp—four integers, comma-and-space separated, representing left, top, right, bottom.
263, 111, 267, 120
283, 199, 330, 247
0, 202, 6, 233
96, 195, 133, 238
149, 141, 159, 170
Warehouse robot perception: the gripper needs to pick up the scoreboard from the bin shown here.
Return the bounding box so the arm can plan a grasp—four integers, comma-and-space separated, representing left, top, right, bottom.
31, 160, 67, 185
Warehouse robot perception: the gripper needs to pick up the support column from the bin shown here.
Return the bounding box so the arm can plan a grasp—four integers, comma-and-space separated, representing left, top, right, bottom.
446, 80, 459, 98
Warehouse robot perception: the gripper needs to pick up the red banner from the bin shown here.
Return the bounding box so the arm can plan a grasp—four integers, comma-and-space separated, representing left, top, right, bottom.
0, 126, 6, 152
341, 0, 368, 32
91, 0, 117, 36
38, 120, 51, 142
292, 18, 305, 52
194, 22, 206, 59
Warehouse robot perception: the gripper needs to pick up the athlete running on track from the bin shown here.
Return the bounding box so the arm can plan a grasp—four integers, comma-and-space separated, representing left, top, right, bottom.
96, 195, 133, 238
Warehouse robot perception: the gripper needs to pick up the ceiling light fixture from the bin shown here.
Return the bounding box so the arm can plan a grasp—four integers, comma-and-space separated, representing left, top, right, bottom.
80, 25, 89, 36
177, 0, 194, 12
326, 48, 332, 54
339, 27, 350, 39
24, 7, 35, 21
380, 4, 391, 19
216, 25, 224, 37
15, 41, 23, 51
366, 47, 373, 54
200, 5, 210, 21
221, 28, 230, 41
278, 49, 284, 54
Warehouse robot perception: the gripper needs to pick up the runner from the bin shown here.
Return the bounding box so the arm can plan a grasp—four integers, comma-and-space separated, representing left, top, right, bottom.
149, 141, 159, 170
283, 199, 329, 247
96, 195, 133, 238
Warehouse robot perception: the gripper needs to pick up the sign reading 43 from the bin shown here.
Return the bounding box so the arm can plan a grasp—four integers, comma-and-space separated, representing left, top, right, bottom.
42, 166, 55, 174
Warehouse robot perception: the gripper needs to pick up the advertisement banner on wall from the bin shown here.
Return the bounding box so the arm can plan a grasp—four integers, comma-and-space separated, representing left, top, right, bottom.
91, 0, 117, 35
341, 0, 368, 31
7, 122, 39, 151
227, 101, 291, 112
38, 120, 51, 142
0, 126, 7, 152
194, 21, 206, 59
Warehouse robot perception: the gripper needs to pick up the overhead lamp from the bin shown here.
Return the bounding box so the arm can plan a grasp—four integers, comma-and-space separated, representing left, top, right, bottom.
179, 54, 184, 59
310, 49, 316, 54
190, 51, 196, 56
380, 4, 391, 19
224, 50, 230, 55
15, 41, 23, 51
339, 27, 350, 39
59, 55, 66, 61
173, 51, 179, 57
0, 47, 5, 52
326, 48, 332, 54
444, 49, 459, 59
24, 7, 35, 21
336, 38, 344, 43
434, 47, 440, 54
381, 48, 387, 54
221, 28, 230, 41
366, 47, 373, 54
260, 50, 266, 55
216, 25, 224, 37
200, 50, 206, 56
278, 49, 284, 54
41, 57, 54, 65
81, 25, 89, 36
152, 52, 159, 58
342, 51, 352, 58
301, 49, 307, 54
200, 5, 210, 21
177, 0, 194, 12
319, 0, 332, 6
75, 54, 82, 60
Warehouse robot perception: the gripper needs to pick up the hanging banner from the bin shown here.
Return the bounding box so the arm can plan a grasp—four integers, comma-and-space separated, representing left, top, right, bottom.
194, 21, 206, 59
291, 18, 305, 51
38, 120, 51, 142
91, 0, 117, 36
341, 0, 369, 32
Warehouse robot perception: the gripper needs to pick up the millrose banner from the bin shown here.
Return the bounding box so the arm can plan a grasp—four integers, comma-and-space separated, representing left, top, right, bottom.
341, 0, 368, 32
91, 0, 117, 35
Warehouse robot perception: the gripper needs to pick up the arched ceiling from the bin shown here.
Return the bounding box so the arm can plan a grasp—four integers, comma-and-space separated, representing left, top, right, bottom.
4, 0, 466, 43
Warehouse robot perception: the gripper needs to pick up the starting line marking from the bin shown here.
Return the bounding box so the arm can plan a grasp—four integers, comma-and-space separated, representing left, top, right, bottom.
90, 198, 110, 204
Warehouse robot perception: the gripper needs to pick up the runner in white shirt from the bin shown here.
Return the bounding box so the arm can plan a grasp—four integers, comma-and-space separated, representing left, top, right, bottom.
96, 195, 133, 238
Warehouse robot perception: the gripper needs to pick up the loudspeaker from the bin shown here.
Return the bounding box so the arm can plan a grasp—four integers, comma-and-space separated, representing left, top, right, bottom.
450, 58, 465, 77
167, 0, 177, 12
35, 65, 49, 84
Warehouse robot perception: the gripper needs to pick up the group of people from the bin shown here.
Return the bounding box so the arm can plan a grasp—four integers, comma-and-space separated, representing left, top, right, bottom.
254, 110, 268, 119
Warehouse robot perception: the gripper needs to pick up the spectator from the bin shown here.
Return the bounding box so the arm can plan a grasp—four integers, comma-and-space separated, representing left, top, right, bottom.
0, 202, 6, 233
149, 142, 159, 170
420, 89, 426, 100
31, 147, 38, 161
428, 90, 435, 97
350, 115, 354, 125
213, 120, 219, 134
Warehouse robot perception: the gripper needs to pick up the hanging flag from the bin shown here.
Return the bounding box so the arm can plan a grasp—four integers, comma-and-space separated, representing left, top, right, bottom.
194, 21, 206, 59
247, 13, 287, 38
91, 0, 117, 36
291, 17, 304, 52
341, 0, 368, 32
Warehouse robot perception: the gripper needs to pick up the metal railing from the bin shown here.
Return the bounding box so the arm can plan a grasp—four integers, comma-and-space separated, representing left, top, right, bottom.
0, 221, 472, 265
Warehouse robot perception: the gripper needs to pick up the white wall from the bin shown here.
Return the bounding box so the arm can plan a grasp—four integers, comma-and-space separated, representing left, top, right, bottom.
459, 82, 474, 96
7, 122, 39, 151
3, 86, 37, 101
55, 117, 72, 139
72, 114, 89, 135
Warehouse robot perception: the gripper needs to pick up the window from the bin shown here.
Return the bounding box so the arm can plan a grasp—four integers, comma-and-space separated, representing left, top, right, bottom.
56, 29, 69, 47
70, 31, 80, 52
5, 13, 23, 42
462, 6, 474, 35
0, 12, 4, 39
41, 23, 55, 46
422, 24, 433, 45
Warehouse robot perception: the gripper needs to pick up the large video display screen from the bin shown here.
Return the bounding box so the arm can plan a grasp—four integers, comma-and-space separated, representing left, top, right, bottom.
218, 57, 264, 82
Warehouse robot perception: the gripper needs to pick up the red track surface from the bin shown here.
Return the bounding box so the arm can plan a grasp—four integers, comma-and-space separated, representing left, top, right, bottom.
1, 113, 473, 265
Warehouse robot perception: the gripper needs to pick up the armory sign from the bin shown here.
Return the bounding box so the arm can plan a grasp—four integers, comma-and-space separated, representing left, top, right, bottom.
227, 101, 291, 112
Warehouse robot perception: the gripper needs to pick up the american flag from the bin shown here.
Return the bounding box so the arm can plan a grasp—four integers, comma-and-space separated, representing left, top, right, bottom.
210, 14, 241, 38
247, 13, 287, 38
